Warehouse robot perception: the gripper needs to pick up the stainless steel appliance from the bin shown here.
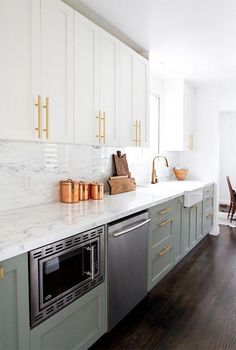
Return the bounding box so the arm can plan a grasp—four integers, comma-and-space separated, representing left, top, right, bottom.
29, 226, 105, 328
108, 211, 150, 330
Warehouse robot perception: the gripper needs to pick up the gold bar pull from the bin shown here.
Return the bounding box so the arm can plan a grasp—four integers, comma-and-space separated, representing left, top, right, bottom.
96, 110, 101, 143
101, 111, 106, 144
159, 245, 172, 257
159, 208, 172, 215
138, 120, 141, 146
160, 218, 172, 227
0, 267, 4, 280
43, 97, 49, 140
133, 120, 138, 146
35, 95, 42, 139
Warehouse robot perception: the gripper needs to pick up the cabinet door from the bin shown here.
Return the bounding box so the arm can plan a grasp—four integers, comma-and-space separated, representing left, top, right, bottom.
182, 207, 191, 256
30, 283, 107, 350
0, 254, 30, 350
74, 13, 100, 145
119, 44, 133, 146
133, 54, 149, 147
100, 30, 119, 146
0, 0, 39, 141
41, 0, 73, 143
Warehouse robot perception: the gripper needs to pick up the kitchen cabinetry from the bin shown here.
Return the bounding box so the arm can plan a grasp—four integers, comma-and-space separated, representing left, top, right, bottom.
182, 201, 203, 255
162, 79, 196, 151
74, 14, 119, 146
0, 254, 30, 350
203, 185, 214, 236
148, 198, 180, 291
0, 0, 74, 143
119, 44, 150, 147
30, 283, 107, 350
39, 0, 74, 143
74, 13, 149, 147
0, 0, 36, 141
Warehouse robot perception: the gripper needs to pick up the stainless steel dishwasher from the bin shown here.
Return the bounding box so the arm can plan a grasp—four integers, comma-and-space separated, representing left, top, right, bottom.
108, 211, 151, 330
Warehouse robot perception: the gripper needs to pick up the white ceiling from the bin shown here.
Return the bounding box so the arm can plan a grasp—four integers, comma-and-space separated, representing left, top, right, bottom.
68, 0, 236, 85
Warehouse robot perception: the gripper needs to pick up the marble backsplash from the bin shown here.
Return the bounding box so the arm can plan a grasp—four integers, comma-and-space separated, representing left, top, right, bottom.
0, 141, 179, 211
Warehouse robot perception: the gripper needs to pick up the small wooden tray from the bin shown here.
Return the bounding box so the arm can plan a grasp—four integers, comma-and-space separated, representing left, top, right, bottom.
108, 176, 136, 195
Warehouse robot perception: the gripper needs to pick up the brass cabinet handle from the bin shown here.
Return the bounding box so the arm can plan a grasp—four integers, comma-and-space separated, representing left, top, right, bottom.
0, 267, 4, 280
96, 110, 101, 143
160, 208, 172, 215
159, 245, 172, 257
35, 95, 42, 139
133, 120, 138, 146
160, 218, 172, 227
101, 111, 106, 144
43, 97, 49, 140
138, 120, 141, 146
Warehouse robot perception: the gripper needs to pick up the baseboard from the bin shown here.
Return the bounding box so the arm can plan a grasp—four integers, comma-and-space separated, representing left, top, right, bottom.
219, 200, 229, 205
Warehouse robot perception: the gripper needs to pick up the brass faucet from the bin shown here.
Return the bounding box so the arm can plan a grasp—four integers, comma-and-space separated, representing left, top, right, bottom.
151, 155, 169, 184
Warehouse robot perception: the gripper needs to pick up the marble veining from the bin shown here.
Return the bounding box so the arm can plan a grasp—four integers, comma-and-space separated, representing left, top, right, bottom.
0, 181, 213, 261
0, 140, 178, 211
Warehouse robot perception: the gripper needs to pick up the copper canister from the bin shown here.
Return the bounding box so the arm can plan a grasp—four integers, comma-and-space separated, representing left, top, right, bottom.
91, 182, 104, 200
79, 182, 90, 201
60, 179, 79, 203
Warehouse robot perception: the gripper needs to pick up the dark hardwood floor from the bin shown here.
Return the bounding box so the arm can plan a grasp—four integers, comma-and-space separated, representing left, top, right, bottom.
90, 225, 236, 350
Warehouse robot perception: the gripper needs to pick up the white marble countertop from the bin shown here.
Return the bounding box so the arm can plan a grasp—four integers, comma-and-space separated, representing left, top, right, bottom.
0, 180, 213, 261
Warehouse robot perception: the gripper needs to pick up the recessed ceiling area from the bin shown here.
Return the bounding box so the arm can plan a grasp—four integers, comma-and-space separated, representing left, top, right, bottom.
66, 0, 236, 85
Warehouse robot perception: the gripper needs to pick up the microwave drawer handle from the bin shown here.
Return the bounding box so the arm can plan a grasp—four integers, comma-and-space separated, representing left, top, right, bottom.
111, 218, 151, 238
85, 245, 95, 280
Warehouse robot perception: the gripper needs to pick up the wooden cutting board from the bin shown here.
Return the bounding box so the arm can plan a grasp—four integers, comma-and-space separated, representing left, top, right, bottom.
108, 176, 136, 195
113, 151, 131, 177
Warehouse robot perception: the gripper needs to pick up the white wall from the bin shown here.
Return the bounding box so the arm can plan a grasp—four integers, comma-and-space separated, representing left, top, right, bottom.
220, 86, 236, 112
219, 112, 236, 204
178, 86, 220, 234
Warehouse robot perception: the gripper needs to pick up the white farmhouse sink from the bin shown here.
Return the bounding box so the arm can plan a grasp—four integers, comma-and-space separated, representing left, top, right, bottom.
184, 187, 203, 207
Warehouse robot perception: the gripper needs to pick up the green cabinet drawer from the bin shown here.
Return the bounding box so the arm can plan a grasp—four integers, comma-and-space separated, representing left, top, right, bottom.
149, 198, 179, 223
149, 216, 174, 247
203, 195, 214, 212
148, 237, 173, 290
30, 283, 107, 350
0, 254, 30, 350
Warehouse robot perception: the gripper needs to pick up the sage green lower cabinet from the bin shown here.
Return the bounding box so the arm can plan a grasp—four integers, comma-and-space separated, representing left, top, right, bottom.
0, 254, 30, 350
148, 197, 181, 291
203, 185, 214, 236
182, 201, 203, 256
30, 282, 107, 350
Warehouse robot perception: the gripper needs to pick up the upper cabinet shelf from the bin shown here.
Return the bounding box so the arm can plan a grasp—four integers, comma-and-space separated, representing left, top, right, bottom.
0, 0, 150, 147
162, 79, 196, 152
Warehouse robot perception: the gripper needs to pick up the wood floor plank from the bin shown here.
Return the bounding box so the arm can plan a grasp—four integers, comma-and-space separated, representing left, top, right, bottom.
91, 225, 236, 350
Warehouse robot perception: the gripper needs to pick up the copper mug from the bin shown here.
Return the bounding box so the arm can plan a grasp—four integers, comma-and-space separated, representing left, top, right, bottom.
60, 179, 79, 203
91, 182, 104, 200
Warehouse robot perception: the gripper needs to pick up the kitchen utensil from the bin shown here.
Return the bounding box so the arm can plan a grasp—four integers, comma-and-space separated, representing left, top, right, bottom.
113, 151, 131, 177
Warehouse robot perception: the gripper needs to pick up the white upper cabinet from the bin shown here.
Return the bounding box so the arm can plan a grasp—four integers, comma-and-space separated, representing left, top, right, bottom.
99, 30, 119, 146
133, 54, 149, 147
119, 46, 150, 147
0, 0, 149, 147
74, 16, 119, 147
119, 44, 133, 146
40, 0, 74, 143
0, 0, 36, 141
162, 79, 196, 151
74, 13, 100, 145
